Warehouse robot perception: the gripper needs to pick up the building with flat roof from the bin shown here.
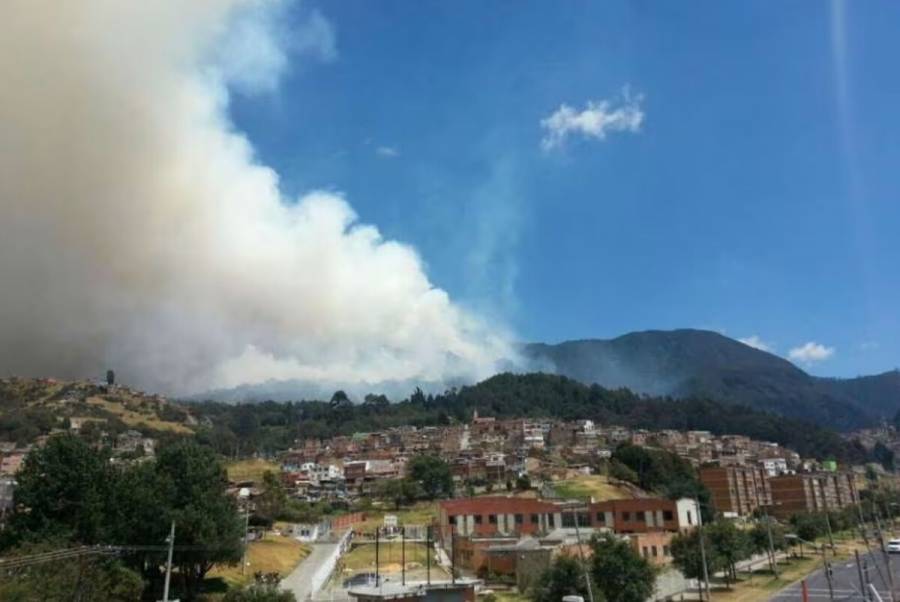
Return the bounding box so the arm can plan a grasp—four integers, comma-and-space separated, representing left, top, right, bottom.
768, 472, 858, 520
700, 465, 772, 517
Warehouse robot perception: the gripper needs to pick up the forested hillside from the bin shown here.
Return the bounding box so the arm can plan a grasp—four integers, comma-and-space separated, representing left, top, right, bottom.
525, 329, 900, 429
188, 372, 870, 463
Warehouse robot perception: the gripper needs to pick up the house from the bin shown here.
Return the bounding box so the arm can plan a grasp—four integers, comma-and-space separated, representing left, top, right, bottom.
293, 522, 329, 543
0, 453, 25, 476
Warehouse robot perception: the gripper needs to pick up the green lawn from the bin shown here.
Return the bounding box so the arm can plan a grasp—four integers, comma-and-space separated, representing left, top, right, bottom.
551, 475, 634, 501
341, 542, 431, 572
225, 458, 280, 483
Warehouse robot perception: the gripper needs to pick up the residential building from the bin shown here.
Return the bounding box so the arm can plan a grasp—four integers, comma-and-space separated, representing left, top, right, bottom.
700, 466, 772, 517
768, 472, 858, 520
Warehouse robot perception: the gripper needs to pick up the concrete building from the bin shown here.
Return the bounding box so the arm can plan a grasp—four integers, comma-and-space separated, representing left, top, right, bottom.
700, 466, 772, 517
768, 472, 858, 520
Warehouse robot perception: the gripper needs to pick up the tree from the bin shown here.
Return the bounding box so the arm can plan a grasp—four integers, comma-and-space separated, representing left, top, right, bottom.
256, 471, 288, 526
873, 442, 895, 472
153, 441, 244, 599
363, 394, 390, 410
7, 434, 113, 545
531, 554, 599, 602
591, 533, 655, 602
670, 529, 723, 583
407, 455, 454, 499
329, 390, 351, 407
376, 478, 422, 509
790, 512, 828, 543
705, 520, 752, 586
0, 542, 143, 601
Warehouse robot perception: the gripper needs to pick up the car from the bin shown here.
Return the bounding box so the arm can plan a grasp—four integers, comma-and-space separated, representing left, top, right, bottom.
886, 539, 900, 554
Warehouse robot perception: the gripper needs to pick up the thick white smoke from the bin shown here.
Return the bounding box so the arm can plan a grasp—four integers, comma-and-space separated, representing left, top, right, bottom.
0, 1, 513, 394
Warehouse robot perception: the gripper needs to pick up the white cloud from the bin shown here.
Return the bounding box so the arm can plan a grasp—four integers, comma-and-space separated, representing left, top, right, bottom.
540, 87, 644, 151
739, 335, 773, 352
859, 341, 880, 351
375, 146, 399, 158
788, 342, 835, 364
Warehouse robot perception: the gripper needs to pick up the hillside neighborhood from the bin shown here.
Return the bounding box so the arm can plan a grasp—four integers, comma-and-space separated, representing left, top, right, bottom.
3, 376, 897, 601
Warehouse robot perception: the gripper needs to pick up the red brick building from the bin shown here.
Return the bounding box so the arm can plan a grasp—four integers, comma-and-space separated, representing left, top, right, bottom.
699, 466, 772, 517
439, 497, 562, 540
768, 472, 858, 520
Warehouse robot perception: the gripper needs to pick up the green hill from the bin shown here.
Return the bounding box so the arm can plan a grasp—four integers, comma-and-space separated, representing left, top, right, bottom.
525, 329, 900, 430
0, 377, 196, 445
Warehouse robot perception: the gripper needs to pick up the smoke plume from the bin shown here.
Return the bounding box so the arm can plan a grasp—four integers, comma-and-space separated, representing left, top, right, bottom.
0, 1, 513, 394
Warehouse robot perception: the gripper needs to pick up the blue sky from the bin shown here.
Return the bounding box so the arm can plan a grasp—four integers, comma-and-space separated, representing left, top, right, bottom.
229, 1, 900, 378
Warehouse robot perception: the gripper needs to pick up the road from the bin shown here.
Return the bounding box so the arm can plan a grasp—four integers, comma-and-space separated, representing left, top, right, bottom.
771, 550, 900, 601
281, 540, 342, 600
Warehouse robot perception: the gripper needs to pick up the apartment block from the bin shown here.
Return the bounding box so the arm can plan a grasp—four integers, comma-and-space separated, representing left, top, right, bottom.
700, 465, 772, 516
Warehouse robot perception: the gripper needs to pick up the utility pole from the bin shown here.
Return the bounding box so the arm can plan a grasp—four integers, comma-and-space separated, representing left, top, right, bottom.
874, 507, 897, 602
450, 531, 456, 584
162, 521, 176, 602
426, 525, 432, 585
824, 511, 835, 550
763, 507, 779, 578
401, 526, 406, 586
568, 502, 595, 602
821, 545, 834, 601
696, 498, 711, 602
375, 527, 380, 587
241, 504, 250, 576
857, 551, 869, 602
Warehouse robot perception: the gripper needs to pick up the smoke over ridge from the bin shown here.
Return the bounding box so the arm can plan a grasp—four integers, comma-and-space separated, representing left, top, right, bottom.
0, 1, 514, 394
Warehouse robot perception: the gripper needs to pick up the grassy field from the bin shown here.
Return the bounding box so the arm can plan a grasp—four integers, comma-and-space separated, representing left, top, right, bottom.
226, 458, 281, 483
341, 542, 431, 572
356, 502, 438, 533
551, 475, 634, 501
85, 395, 193, 434
209, 532, 310, 588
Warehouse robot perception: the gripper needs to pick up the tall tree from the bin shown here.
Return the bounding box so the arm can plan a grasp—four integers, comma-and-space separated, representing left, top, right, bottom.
591, 533, 655, 602
705, 520, 751, 586
7, 434, 113, 545
154, 441, 244, 599
407, 455, 454, 500
531, 554, 600, 602
0, 541, 143, 602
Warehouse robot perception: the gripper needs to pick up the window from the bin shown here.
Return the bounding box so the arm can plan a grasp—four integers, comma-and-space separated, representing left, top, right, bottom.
474, 515, 483, 525
642, 546, 649, 558
687, 511, 693, 525
663, 545, 671, 556
635, 511, 646, 522
595, 512, 605, 525
663, 510, 674, 521
488, 514, 497, 524
622, 511, 631, 522
530, 513, 539, 524
448, 515, 457, 525
515, 513, 523, 525
548, 514, 555, 528
651, 545, 658, 557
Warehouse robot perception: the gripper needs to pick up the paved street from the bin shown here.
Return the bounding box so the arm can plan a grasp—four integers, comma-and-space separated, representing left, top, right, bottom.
771, 550, 900, 601
281, 541, 342, 601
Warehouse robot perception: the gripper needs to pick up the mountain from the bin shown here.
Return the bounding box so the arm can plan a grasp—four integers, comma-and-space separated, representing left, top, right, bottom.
525, 329, 900, 430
